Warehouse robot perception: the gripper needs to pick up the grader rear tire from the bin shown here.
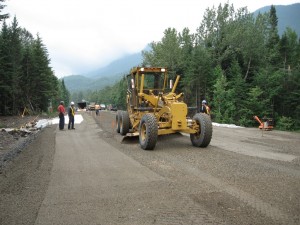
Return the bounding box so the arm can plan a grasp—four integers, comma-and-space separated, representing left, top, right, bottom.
116, 111, 121, 133
190, 113, 212, 147
139, 114, 158, 150
120, 111, 130, 135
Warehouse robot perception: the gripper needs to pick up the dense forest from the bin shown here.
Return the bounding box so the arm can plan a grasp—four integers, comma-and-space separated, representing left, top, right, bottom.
0, 0, 69, 116
79, 4, 300, 130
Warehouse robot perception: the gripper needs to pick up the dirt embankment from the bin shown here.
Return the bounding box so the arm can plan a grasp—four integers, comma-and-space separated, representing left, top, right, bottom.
0, 115, 49, 170
0, 125, 56, 225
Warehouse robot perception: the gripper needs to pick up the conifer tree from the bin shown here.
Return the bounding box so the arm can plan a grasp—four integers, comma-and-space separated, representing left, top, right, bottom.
9, 16, 23, 114
212, 66, 228, 123
0, 0, 8, 22
266, 5, 280, 66
30, 34, 57, 112
0, 20, 13, 114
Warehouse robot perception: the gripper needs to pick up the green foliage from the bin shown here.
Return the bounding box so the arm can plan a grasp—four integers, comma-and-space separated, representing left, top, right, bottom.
0, 0, 8, 21
0, 16, 64, 115
276, 116, 294, 131
72, 3, 299, 130
136, 3, 300, 129
244, 86, 267, 126
142, 28, 182, 79
58, 79, 70, 107
212, 66, 227, 123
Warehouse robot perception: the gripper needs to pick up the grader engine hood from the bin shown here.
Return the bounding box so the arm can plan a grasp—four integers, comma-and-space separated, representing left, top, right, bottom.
170, 102, 188, 130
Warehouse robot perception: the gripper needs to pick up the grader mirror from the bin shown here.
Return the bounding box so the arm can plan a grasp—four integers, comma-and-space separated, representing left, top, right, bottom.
116, 67, 212, 150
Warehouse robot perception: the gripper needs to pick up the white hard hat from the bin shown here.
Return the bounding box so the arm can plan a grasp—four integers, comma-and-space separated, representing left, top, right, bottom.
202, 100, 207, 104
71, 101, 75, 105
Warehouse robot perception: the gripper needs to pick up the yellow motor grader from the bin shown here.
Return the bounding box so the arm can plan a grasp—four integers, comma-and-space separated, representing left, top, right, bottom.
116, 67, 212, 150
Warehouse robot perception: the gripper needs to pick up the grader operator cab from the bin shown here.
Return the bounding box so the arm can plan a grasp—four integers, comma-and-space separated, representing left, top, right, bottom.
116, 67, 212, 150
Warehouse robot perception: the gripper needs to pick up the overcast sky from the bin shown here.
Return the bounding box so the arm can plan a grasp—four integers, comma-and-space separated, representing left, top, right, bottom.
4, 0, 299, 78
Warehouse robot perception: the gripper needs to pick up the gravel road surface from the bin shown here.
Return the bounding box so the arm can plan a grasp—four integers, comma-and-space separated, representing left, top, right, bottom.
0, 111, 299, 225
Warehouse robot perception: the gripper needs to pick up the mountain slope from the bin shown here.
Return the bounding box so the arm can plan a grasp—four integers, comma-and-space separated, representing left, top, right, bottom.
86, 51, 143, 79
63, 74, 122, 92
63, 50, 143, 93
63, 75, 93, 92
254, 3, 300, 36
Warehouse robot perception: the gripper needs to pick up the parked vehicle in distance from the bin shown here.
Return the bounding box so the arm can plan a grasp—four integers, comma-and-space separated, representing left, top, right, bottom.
88, 102, 96, 110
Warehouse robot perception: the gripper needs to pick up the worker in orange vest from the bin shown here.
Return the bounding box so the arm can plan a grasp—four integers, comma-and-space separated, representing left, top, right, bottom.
200, 100, 210, 116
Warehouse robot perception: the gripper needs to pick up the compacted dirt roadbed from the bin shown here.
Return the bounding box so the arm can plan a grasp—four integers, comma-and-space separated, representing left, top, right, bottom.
95, 111, 300, 225
0, 111, 299, 225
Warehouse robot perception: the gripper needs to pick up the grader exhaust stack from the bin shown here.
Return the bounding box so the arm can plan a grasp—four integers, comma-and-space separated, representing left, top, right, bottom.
171, 75, 180, 93
116, 67, 212, 150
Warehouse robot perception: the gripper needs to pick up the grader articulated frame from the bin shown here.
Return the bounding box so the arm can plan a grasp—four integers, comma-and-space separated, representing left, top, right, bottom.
116, 67, 212, 150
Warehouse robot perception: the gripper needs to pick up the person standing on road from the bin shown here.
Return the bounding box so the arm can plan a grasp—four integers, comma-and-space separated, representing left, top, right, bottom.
200, 100, 210, 116
68, 102, 75, 130
57, 101, 65, 130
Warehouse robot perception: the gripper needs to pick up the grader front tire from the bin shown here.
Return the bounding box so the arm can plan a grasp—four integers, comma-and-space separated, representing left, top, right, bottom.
190, 113, 212, 147
139, 114, 158, 150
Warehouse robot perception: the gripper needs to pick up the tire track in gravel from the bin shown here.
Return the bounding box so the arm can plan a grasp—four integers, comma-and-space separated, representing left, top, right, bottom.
160, 155, 295, 225
153, 195, 227, 225
90, 112, 228, 225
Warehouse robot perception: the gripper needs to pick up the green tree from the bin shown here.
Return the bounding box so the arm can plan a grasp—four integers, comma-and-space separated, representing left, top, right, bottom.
245, 86, 268, 126
0, 0, 8, 22
275, 66, 300, 128
58, 79, 70, 107
197, 3, 236, 67
182, 43, 213, 106
178, 28, 194, 70
20, 43, 35, 112
9, 16, 23, 114
226, 60, 248, 124
0, 11, 59, 115
266, 5, 280, 66
0, 20, 11, 114
212, 66, 228, 123
142, 28, 181, 79
0, 18, 23, 115
30, 34, 58, 112
279, 27, 298, 70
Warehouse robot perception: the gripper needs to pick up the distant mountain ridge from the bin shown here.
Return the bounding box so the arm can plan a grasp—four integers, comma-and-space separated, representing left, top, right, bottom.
85, 51, 143, 79
254, 3, 300, 36
63, 51, 143, 92
64, 3, 300, 93
63, 75, 121, 92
